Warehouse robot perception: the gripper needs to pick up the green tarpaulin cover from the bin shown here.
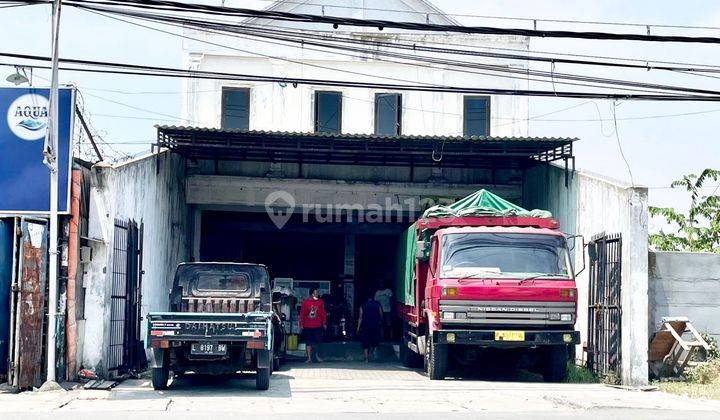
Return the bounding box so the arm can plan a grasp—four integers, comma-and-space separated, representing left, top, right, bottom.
422, 189, 552, 219
396, 189, 552, 305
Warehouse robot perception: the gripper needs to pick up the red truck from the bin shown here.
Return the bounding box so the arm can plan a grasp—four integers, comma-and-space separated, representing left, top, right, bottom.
397, 214, 581, 382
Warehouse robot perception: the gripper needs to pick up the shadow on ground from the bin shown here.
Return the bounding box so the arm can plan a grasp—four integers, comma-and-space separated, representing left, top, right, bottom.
109, 371, 293, 399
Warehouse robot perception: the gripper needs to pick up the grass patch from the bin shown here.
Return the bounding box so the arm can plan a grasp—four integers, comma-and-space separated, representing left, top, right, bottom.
564, 362, 599, 383
656, 381, 720, 400
657, 356, 720, 400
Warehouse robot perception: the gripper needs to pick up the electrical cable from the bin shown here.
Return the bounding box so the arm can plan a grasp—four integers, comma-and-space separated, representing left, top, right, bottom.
14, 0, 720, 74
612, 101, 635, 187
72, 5, 720, 98
5, 54, 720, 101
58, 0, 720, 44
180, 12, 720, 75
234, 0, 720, 32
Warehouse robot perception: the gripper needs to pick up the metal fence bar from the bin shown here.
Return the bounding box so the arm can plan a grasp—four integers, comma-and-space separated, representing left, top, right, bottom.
587, 233, 622, 379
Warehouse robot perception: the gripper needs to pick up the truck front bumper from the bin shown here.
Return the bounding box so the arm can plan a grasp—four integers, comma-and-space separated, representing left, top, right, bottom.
434, 329, 580, 347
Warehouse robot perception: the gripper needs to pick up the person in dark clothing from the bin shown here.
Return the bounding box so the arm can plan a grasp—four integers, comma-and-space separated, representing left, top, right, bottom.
357, 295, 383, 362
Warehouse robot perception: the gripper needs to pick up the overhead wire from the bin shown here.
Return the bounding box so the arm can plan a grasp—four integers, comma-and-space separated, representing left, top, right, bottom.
612, 101, 635, 187
55, 0, 720, 44
4, 54, 720, 101
234, 0, 720, 32
69, 4, 720, 98
182, 13, 720, 75
15, 0, 720, 70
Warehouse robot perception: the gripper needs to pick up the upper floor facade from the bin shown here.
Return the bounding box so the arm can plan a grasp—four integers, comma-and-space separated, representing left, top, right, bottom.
180, 0, 531, 139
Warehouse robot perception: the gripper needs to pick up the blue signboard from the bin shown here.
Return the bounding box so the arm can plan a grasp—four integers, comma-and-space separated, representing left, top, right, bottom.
0, 87, 74, 214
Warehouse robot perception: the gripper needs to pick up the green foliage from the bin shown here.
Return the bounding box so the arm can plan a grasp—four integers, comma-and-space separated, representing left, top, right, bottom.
686, 359, 720, 385
564, 362, 599, 383
701, 334, 719, 360
649, 168, 720, 253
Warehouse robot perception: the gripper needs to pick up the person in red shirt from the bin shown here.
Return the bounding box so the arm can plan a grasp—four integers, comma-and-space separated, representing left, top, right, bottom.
299, 287, 327, 363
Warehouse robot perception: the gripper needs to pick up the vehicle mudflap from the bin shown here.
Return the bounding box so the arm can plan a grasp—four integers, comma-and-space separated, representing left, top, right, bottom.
256, 349, 271, 369
148, 348, 166, 368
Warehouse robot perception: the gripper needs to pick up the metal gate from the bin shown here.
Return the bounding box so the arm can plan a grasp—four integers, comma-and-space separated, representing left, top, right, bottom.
108, 219, 143, 373
586, 233, 622, 379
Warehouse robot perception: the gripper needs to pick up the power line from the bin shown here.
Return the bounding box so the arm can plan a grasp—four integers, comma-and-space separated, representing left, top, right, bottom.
612, 101, 635, 187
58, 0, 720, 44
218, 19, 720, 75
4, 53, 720, 101
20, 0, 720, 73
242, 0, 720, 32
648, 185, 720, 190
83, 7, 720, 98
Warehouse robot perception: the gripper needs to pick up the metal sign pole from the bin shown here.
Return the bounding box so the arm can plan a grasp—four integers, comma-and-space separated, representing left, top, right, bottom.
44, 0, 62, 384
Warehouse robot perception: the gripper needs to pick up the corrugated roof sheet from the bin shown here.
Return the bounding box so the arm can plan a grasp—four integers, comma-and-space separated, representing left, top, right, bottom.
155, 125, 577, 143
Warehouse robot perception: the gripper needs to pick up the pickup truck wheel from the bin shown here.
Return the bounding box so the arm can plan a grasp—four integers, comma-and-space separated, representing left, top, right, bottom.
543, 345, 568, 382
425, 335, 447, 380
256, 367, 270, 390
152, 365, 169, 390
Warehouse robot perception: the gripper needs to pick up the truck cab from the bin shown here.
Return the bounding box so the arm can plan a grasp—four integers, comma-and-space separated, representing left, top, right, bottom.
400, 216, 581, 381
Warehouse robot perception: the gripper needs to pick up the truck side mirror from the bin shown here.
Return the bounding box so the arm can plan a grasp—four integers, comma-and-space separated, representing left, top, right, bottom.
567, 234, 587, 277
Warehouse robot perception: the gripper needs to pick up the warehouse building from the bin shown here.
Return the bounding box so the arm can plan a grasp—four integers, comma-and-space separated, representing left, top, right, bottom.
71, 0, 649, 386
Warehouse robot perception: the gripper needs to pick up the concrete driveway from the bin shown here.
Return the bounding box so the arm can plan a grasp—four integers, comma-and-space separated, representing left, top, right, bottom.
2, 362, 719, 419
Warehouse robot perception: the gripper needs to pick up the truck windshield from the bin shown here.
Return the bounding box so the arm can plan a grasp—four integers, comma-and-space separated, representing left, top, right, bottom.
440, 233, 571, 279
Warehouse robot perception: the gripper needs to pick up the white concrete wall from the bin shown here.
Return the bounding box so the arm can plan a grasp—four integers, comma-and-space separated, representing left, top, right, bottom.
181, 28, 530, 137
649, 251, 720, 341
82, 152, 190, 375
523, 165, 649, 386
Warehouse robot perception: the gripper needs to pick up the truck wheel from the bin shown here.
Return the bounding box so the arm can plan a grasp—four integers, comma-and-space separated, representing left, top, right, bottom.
425, 335, 447, 380
256, 367, 270, 390
543, 345, 568, 382
152, 365, 169, 390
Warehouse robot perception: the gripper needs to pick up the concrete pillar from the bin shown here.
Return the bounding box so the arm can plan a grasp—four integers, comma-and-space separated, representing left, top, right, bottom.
621, 188, 649, 386
344, 234, 355, 310
192, 207, 202, 261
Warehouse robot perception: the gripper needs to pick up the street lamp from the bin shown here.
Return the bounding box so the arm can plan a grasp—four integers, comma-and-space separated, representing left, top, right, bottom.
5, 67, 30, 85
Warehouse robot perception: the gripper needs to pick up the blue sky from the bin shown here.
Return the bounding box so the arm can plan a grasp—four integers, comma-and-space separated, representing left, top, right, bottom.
1, 0, 719, 229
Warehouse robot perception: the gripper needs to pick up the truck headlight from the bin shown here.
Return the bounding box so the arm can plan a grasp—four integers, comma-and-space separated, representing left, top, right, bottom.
549, 313, 560, 321
442, 312, 455, 320
455, 312, 467, 319
560, 314, 572, 322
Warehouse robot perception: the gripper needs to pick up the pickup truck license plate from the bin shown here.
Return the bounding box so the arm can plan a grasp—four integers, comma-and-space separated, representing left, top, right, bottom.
494, 331, 525, 341
191, 342, 227, 355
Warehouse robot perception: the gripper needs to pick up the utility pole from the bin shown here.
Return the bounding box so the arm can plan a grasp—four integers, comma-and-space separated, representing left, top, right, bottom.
43, 0, 62, 384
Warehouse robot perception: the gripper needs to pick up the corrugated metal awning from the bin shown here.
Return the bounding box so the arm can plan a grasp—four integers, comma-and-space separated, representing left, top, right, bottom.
155, 126, 576, 168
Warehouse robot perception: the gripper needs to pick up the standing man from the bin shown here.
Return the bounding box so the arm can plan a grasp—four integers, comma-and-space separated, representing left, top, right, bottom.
299, 287, 326, 363
357, 294, 383, 362
374, 282, 393, 340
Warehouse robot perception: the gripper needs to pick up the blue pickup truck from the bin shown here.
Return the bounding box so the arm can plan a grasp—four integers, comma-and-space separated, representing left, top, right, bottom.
146, 262, 284, 390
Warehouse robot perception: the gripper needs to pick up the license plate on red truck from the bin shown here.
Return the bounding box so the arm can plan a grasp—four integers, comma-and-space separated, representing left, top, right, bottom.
494, 331, 525, 341
191, 342, 227, 355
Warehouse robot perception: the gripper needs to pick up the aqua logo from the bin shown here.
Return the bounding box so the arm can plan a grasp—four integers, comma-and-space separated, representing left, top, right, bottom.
6, 93, 49, 141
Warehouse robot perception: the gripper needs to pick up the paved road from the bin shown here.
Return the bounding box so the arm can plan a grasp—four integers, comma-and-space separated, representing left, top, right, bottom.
2, 362, 719, 419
